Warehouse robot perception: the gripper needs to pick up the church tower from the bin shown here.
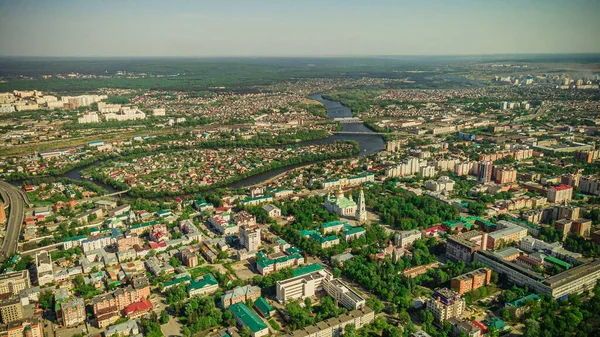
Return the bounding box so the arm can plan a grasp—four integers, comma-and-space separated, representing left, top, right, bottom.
356, 187, 367, 223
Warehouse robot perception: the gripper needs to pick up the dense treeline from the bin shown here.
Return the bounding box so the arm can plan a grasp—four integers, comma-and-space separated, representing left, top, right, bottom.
564, 233, 600, 258
164, 286, 228, 337
286, 297, 347, 330
340, 239, 437, 306
364, 182, 459, 230
518, 282, 600, 337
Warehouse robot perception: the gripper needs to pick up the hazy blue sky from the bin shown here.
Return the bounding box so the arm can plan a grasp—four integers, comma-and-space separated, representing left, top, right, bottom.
1, 0, 599, 57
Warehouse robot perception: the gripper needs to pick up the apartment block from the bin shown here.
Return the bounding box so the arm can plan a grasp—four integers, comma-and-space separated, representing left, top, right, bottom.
426, 288, 466, 323
579, 176, 600, 196
547, 184, 573, 203
0, 297, 23, 323
6, 318, 44, 337
240, 225, 261, 252
282, 307, 374, 337
34, 251, 53, 286
450, 268, 492, 295
446, 231, 487, 263
487, 221, 528, 249
57, 297, 85, 327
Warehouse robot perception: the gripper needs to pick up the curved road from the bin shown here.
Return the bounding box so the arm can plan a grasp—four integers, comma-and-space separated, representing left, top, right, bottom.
0, 180, 28, 262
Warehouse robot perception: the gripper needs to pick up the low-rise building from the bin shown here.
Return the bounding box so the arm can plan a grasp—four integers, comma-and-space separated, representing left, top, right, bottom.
282, 307, 374, 337
229, 302, 269, 337
188, 274, 219, 297
394, 230, 423, 249
221, 285, 261, 309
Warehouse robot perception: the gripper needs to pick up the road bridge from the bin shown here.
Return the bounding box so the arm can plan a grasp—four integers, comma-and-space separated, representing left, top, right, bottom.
332, 117, 363, 123
0, 181, 27, 262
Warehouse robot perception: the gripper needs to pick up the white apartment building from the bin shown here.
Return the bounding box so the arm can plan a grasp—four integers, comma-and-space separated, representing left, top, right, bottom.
78, 111, 100, 124
419, 166, 437, 178
240, 226, 261, 252
425, 176, 456, 193
385, 157, 423, 178
104, 107, 146, 121
82, 236, 116, 253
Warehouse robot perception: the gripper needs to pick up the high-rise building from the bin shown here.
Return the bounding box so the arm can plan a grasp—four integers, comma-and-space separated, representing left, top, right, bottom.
239, 225, 261, 252
34, 251, 53, 286
355, 188, 367, 223
494, 167, 517, 184
426, 288, 466, 323
478, 161, 493, 184
0, 297, 23, 323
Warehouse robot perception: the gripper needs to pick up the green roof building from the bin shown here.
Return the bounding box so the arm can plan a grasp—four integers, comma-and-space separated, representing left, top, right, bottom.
544, 256, 572, 270
486, 317, 507, 331
254, 297, 275, 318
229, 302, 268, 337
187, 274, 219, 297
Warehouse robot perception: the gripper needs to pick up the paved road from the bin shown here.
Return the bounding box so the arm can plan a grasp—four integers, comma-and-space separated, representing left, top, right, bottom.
0, 180, 27, 262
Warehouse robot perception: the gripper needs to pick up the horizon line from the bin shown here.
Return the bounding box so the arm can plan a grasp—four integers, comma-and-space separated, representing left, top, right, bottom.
1, 52, 600, 59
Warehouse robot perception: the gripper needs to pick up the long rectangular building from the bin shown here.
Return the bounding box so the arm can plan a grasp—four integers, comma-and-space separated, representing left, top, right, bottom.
474, 251, 600, 299
283, 307, 374, 337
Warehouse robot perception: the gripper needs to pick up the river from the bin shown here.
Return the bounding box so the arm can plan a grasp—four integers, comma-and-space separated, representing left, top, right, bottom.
53, 94, 384, 192
228, 94, 384, 188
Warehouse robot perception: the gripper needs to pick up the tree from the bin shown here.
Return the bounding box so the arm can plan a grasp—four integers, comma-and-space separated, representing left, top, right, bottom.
333, 267, 342, 278
240, 326, 252, 337
170, 256, 182, 268
420, 310, 434, 326
39, 291, 54, 310
159, 310, 169, 324
343, 324, 357, 337
366, 297, 384, 314
523, 318, 540, 337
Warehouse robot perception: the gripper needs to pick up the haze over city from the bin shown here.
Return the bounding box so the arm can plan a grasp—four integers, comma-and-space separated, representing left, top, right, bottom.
1, 1, 600, 337
1, 0, 600, 57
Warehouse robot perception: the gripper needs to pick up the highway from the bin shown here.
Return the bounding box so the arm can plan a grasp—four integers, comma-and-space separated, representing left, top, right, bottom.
0, 180, 28, 262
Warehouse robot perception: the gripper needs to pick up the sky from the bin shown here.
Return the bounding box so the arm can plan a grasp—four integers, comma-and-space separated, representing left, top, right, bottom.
0, 0, 599, 57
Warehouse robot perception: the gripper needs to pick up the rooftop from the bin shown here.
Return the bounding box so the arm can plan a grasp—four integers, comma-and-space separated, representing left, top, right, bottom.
229, 302, 268, 333
293, 263, 324, 277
